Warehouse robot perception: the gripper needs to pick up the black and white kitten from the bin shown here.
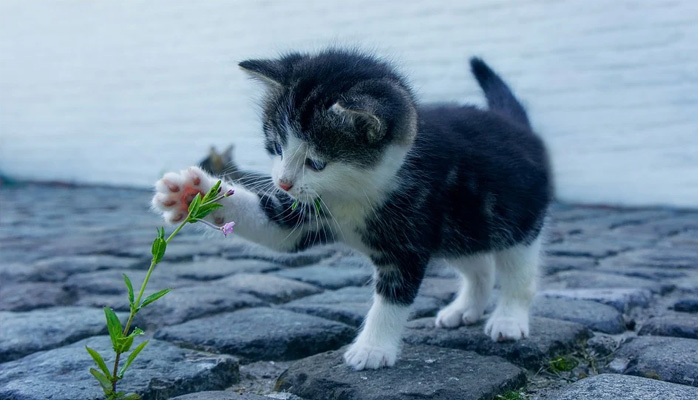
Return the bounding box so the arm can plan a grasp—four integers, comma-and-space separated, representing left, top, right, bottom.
152, 49, 551, 370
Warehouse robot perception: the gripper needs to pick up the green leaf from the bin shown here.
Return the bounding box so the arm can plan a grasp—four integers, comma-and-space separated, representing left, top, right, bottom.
151, 237, 167, 264
187, 192, 202, 216
194, 202, 223, 219
117, 327, 144, 353
291, 200, 299, 211
314, 198, 322, 216
158, 227, 165, 240
139, 288, 171, 309
90, 368, 113, 395
123, 273, 134, 307
118, 340, 148, 379
86, 346, 112, 380
123, 393, 142, 400
117, 336, 134, 353
104, 307, 123, 352
203, 180, 222, 203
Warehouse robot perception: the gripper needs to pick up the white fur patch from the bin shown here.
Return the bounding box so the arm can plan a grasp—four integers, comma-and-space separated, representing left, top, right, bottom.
485, 236, 541, 341
343, 294, 410, 370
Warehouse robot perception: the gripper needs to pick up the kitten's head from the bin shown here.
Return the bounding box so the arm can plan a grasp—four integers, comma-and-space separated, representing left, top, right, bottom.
240, 49, 417, 203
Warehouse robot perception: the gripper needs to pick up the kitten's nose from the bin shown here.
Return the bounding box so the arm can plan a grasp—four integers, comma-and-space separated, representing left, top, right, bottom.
278, 180, 293, 192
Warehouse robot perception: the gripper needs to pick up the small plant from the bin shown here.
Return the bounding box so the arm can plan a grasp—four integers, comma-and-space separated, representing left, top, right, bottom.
547, 355, 579, 374
85, 181, 234, 400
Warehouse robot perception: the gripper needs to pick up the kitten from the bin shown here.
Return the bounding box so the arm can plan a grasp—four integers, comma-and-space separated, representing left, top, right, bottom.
152, 49, 551, 370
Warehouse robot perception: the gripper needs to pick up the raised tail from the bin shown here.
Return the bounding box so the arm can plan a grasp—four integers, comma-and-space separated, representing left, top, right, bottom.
470, 57, 530, 129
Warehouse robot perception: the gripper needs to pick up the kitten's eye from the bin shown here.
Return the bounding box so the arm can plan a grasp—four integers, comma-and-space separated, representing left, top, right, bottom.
273, 142, 283, 156
305, 158, 326, 171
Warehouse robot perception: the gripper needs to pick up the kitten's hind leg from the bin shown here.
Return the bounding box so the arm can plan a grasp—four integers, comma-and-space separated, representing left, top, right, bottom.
486, 236, 541, 341
435, 253, 495, 328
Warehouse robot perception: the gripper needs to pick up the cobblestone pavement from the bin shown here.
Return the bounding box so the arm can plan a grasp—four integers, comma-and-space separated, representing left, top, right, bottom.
1, 183, 698, 400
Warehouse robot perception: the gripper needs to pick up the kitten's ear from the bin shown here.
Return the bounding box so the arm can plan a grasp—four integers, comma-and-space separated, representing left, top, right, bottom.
330, 102, 384, 142
239, 59, 285, 87
223, 144, 234, 162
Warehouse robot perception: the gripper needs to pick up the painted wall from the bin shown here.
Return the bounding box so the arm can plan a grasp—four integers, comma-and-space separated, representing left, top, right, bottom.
1, 0, 696, 206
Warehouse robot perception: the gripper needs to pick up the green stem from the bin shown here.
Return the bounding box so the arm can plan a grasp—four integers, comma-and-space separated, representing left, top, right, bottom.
110, 217, 189, 393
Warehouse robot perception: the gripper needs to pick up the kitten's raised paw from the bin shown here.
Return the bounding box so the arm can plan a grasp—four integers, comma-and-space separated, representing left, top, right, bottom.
484, 311, 529, 342
152, 167, 214, 224
343, 342, 397, 370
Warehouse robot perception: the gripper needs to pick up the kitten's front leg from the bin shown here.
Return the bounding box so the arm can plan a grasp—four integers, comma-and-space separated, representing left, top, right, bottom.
344, 261, 426, 370
152, 166, 315, 252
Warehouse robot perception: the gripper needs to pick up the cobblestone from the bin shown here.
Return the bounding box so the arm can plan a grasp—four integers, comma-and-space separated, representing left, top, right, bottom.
609, 336, 698, 387
538, 374, 698, 400
276, 345, 525, 400
154, 308, 355, 362
404, 317, 591, 369
1, 183, 698, 398
213, 273, 322, 303
638, 312, 698, 339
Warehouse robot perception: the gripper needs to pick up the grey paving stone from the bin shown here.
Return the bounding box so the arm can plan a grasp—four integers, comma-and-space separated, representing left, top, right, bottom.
610, 336, 698, 387
223, 242, 343, 267
617, 215, 698, 237
546, 237, 634, 258
31, 254, 143, 280
586, 334, 619, 357
275, 344, 525, 400
161, 258, 284, 280
0, 262, 45, 283
540, 288, 653, 312
108, 241, 227, 261
0, 306, 121, 362
544, 270, 673, 294
281, 286, 442, 327
541, 255, 596, 275
540, 373, 698, 400
0, 282, 77, 311
674, 298, 698, 313
418, 278, 460, 302
0, 336, 239, 400
532, 297, 625, 334
638, 313, 698, 339
68, 269, 194, 296
133, 285, 266, 329
154, 308, 355, 363
171, 392, 268, 400
212, 273, 322, 303
404, 317, 591, 369
601, 247, 698, 270
273, 255, 373, 289
74, 293, 134, 311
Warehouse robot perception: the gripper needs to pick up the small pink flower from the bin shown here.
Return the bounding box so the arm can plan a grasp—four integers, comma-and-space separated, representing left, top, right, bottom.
221, 221, 236, 236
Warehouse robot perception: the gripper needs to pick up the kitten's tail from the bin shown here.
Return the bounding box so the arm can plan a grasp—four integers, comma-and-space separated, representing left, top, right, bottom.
470, 57, 530, 129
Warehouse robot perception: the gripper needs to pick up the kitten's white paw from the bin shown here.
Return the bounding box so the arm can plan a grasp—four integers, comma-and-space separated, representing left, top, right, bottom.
152, 166, 220, 224
485, 310, 529, 342
343, 342, 397, 370
435, 304, 483, 328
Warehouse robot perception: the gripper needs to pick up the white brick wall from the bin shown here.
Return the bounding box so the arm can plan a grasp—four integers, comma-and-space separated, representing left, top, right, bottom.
0, 0, 696, 206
